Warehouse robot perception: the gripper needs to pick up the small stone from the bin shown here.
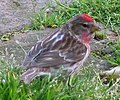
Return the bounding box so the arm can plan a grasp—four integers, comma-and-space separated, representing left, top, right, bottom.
100, 66, 120, 80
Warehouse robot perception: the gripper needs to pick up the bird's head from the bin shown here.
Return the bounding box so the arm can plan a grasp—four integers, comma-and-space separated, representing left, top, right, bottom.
68, 14, 101, 43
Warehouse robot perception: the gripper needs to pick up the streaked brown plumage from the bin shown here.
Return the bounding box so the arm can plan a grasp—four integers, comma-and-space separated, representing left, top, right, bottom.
21, 14, 101, 84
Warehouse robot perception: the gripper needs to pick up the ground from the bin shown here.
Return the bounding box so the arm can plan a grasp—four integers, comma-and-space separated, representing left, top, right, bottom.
0, 0, 72, 34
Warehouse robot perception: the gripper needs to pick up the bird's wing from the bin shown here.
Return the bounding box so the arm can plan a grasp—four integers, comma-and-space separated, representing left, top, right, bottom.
22, 29, 87, 69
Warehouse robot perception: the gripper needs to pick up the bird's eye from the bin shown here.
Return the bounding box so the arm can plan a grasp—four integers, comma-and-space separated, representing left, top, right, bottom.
82, 23, 88, 27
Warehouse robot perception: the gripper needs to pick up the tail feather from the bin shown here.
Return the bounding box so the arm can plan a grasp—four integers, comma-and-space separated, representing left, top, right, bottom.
21, 68, 50, 84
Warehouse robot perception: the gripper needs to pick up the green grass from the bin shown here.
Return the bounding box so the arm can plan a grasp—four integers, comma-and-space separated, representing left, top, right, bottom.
31, 0, 120, 33
0, 0, 120, 99
0, 60, 120, 100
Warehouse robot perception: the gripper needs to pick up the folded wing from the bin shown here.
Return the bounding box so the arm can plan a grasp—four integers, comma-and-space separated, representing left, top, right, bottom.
22, 30, 87, 69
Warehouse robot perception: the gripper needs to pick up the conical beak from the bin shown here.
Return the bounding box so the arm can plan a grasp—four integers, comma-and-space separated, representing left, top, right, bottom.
91, 25, 101, 33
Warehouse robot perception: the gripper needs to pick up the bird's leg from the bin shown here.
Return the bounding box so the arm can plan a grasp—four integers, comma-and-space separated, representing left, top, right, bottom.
48, 73, 52, 81
67, 74, 74, 87
67, 62, 83, 87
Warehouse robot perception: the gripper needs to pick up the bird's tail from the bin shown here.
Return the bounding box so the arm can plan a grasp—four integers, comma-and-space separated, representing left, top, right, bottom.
21, 68, 50, 84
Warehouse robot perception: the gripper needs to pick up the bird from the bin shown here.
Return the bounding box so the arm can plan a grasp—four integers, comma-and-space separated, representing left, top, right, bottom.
21, 14, 101, 84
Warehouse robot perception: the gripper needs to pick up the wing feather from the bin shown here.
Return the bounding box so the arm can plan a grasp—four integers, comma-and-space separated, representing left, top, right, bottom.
22, 30, 87, 69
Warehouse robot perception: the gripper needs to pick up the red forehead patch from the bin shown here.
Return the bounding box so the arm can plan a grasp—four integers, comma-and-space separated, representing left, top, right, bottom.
82, 14, 94, 22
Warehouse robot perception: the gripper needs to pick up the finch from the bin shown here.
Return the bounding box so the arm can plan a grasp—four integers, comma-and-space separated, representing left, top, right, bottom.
21, 14, 101, 84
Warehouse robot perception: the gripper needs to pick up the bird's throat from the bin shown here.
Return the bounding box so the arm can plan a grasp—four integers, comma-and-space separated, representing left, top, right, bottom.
81, 33, 93, 44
